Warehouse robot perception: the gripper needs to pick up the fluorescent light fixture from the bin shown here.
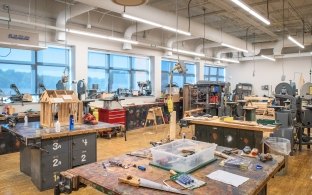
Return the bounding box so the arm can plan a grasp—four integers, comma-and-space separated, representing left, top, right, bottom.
215, 58, 240, 63
0, 41, 47, 50
221, 43, 248, 53
162, 26, 191, 36
170, 48, 204, 57
122, 13, 161, 27
288, 35, 305, 49
231, 0, 270, 25
122, 13, 191, 36
261, 55, 276, 61
66, 29, 138, 45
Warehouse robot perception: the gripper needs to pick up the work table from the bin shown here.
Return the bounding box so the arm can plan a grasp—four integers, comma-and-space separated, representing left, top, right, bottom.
59, 146, 285, 195
1, 121, 121, 144
182, 117, 278, 152
1, 121, 123, 191
187, 118, 277, 132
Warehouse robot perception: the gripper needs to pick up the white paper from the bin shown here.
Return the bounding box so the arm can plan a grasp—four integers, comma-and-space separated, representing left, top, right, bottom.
206, 170, 249, 187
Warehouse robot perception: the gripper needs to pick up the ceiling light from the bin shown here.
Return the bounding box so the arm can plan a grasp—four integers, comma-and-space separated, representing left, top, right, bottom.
261, 55, 276, 61
0, 41, 47, 50
288, 35, 304, 49
66, 29, 138, 44
214, 57, 240, 63
231, 0, 270, 25
122, 13, 161, 27
122, 13, 191, 36
112, 0, 148, 6
221, 43, 248, 53
170, 48, 204, 57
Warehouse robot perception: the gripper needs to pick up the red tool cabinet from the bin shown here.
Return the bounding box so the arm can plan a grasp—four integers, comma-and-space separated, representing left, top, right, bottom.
98, 108, 126, 125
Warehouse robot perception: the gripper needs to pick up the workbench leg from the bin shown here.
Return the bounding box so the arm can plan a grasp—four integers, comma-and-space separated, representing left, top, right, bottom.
299, 127, 303, 151
258, 184, 267, 195
308, 128, 310, 149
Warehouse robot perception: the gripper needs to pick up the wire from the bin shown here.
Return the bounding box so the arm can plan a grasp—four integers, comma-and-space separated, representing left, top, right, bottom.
0, 5, 12, 57
187, 0, 193, 32
0, 48, 11, 57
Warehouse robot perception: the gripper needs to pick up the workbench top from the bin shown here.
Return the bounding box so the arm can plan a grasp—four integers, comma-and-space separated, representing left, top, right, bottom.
187, 118, 277, 133
61, 147, 285, 195
1, 121, 122, 140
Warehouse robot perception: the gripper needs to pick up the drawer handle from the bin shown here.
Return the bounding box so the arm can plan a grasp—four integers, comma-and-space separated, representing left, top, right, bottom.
212, 127, 218, 130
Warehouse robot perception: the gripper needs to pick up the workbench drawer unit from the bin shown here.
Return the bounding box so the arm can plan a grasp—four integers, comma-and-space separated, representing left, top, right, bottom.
99, 108, 126, 125
0, 131, 20, 155
72, 133, 96, 167
30, 137, 70, 191
195, 125, 263, 152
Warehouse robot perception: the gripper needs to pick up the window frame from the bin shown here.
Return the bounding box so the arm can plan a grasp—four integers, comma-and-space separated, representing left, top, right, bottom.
88, 50, 151, 93
204, 65, 225, 82
0, 46, 72, 96
161, 59, 197, 91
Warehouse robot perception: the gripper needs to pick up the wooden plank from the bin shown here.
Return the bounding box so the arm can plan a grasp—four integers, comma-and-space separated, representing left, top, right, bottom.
189, 119, 277, 133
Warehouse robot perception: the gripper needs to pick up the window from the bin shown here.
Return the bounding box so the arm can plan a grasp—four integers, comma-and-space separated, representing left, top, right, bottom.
204, 65, 225, 82
161, 60, 197, 91
37, 47, 71, 92
88, 50, 150, 92
0, 46, 71, 96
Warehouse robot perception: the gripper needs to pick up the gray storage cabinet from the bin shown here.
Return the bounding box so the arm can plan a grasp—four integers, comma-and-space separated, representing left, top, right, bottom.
195, 125, 263, 152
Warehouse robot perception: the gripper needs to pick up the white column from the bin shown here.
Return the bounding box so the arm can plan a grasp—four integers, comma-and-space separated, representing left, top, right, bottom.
152, 55, 162, 98
198, 60, 205, 81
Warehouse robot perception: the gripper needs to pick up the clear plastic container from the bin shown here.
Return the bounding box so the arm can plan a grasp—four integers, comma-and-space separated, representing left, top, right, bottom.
264, 137, 291, 155
150, 139, 217, 173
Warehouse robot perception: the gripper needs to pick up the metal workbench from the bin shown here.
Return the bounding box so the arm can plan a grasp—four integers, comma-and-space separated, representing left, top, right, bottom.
1, 121, 122, 191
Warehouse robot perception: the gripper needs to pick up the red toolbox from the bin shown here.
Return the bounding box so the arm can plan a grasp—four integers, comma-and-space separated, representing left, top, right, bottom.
98, 108, 126, 125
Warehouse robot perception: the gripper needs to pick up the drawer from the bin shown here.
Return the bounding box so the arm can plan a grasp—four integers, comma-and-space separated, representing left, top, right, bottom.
41, 137, 70, 155
207, 126, 224, 146
223, 128, 238, 148
72, 133, 96, 150
238, 130, 255, 149
72, 149, 96, 167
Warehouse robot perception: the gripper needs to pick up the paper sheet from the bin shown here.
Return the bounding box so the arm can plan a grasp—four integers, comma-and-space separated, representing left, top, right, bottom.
206, 170, 249, 187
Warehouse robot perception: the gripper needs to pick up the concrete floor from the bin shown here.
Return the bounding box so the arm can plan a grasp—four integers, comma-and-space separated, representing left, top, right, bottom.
0, 125, 311, 195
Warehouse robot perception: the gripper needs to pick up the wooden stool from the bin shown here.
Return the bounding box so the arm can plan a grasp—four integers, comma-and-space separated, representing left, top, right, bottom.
144, 107, 165, 132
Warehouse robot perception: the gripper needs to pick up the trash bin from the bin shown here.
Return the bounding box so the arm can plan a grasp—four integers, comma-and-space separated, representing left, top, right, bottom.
263, 137, 290, 175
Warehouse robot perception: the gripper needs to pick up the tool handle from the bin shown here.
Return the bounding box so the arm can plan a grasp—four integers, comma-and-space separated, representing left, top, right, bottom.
118, 175, 140, 187
169, 170, 177, 175
214, 151, 230, 159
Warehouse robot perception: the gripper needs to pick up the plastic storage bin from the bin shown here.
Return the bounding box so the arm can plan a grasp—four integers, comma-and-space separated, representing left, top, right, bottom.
150, 139, 217, 173
264, 137, 291, 155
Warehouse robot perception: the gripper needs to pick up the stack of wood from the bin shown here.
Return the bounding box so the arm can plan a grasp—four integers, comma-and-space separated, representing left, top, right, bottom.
244, 96, 274, 116
40, 90, 83, 127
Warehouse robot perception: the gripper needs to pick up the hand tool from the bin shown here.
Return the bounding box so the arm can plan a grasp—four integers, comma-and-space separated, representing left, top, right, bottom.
137, 165, 146, 171
118, 175, 189, 195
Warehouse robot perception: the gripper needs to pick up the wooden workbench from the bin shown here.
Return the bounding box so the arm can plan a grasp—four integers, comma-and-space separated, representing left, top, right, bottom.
1, 121, 122, 191
185, 118, 278, 152
59, 147, 285, 195
189, 119, 277, 133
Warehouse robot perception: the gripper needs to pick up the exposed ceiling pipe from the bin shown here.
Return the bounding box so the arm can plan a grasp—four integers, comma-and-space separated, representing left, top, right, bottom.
56, 3, 95, 41
75, 0, 254, 52
164, 35, 197, 56
123, 23, 154, 50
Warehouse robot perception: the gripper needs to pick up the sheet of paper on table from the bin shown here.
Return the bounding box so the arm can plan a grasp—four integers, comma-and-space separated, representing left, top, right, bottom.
206, 170, 249, 187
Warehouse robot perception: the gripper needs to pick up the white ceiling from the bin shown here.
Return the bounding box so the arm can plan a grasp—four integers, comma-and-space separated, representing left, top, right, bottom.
0, 0, 311, 55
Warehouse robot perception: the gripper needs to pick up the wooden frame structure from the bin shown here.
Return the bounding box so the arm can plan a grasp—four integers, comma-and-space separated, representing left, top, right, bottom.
40, 90, 83, 127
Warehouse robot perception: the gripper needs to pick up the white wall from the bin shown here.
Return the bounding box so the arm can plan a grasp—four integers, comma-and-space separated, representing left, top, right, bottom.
227, 56, 312, 96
